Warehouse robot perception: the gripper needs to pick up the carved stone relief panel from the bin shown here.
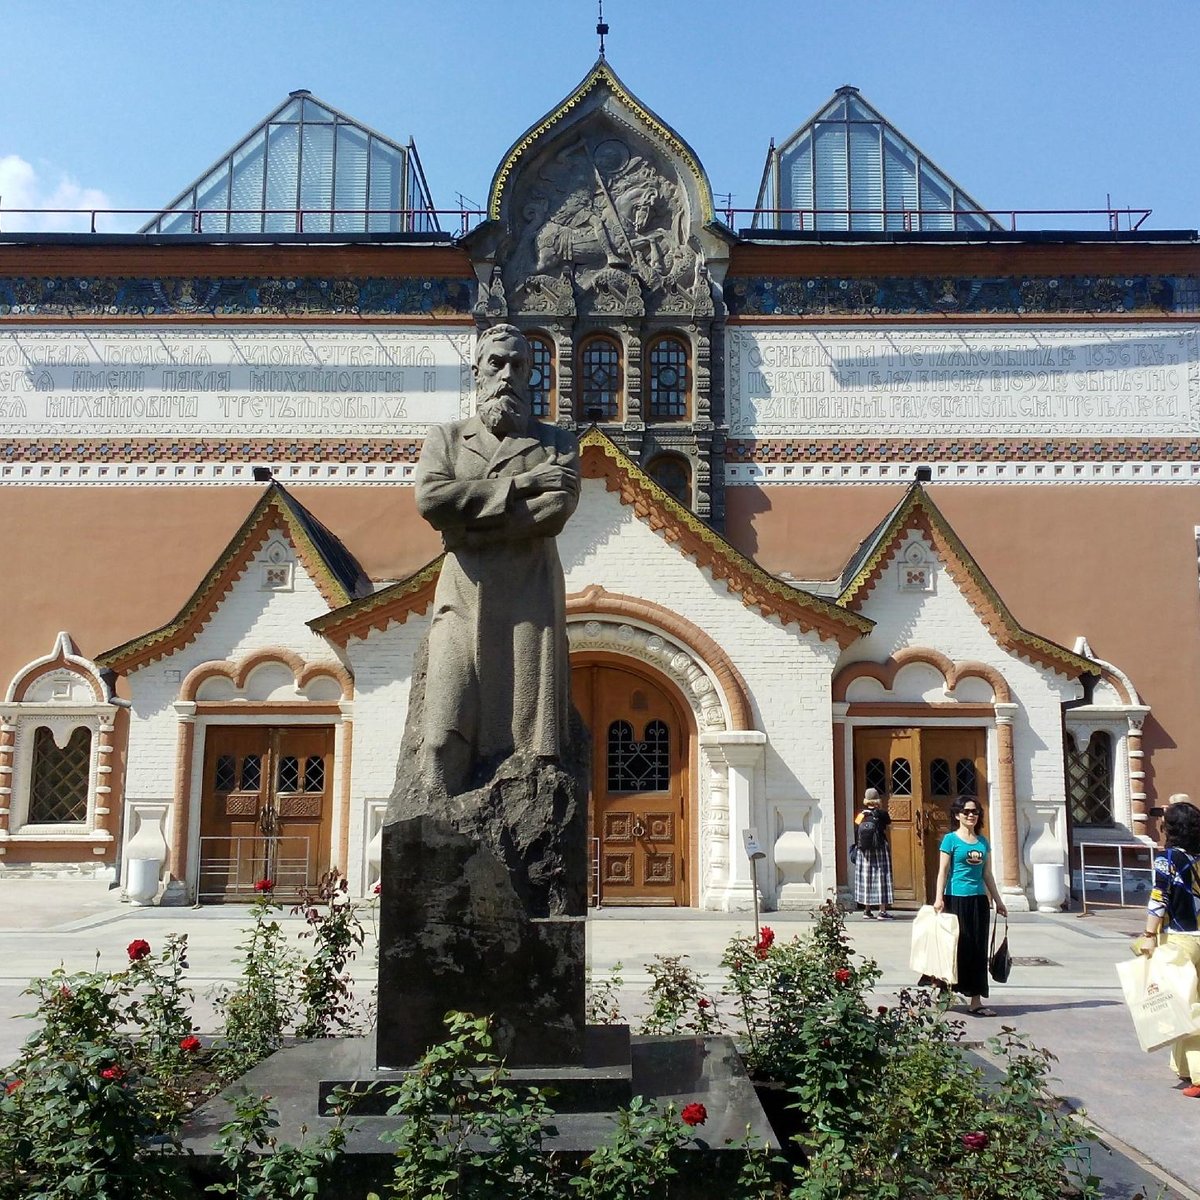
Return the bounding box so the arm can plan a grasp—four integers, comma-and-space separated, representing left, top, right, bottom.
501, 122, 711, 320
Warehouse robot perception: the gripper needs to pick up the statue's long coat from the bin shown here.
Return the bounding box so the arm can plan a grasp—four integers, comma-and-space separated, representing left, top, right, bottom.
415, 414, 580, 771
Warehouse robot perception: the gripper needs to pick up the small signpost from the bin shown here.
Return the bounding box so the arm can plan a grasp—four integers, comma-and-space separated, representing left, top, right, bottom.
742, 827, 766, 938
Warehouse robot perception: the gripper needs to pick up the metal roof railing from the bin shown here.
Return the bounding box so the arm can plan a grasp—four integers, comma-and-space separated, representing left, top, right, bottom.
0, 206, 486, 238
735, 205, 1154, 234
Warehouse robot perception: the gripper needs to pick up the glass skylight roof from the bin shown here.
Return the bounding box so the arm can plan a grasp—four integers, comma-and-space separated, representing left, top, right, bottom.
141, 91, 439, 235
754, 87, 1000, 233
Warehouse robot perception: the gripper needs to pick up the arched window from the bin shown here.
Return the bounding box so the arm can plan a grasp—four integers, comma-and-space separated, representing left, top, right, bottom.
646, 454, 692, 507
28, 725, 91, 824
1066, 732, 1114, 827
578, 334, 622, 422
527, 333, 555, 420
647, 335, 689, 420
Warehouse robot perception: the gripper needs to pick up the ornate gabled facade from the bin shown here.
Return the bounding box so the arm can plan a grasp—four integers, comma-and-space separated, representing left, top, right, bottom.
1, 58, 1197, 915
464, 61, 734, 523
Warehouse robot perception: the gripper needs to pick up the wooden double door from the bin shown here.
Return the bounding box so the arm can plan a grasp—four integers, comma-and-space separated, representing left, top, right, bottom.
198, 725, 334, 903
853, 727, 988, 905
572, 661, 690, 906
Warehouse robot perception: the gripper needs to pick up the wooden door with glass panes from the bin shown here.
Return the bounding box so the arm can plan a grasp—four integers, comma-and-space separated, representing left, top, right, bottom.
198, 726, 333, 903
854, 727, 987, 906
572, 663, 688, 906
920, 729, 987, 901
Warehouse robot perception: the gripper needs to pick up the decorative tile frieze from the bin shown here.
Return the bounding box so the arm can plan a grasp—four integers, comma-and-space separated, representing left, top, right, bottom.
727, 437, 1200, 463
0, 276, 474, 319
726, 459, 1200, 485
725, 274, 1199, 318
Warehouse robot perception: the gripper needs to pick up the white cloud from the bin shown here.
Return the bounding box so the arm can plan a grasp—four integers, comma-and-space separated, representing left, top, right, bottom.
0, 155, 127, 233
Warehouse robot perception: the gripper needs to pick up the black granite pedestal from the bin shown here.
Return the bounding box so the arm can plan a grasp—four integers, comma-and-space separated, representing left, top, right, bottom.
180, 1033, 779, 1197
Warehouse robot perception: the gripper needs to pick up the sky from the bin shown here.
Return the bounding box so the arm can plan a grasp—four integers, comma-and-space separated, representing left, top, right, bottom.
2, 0, 1198, 235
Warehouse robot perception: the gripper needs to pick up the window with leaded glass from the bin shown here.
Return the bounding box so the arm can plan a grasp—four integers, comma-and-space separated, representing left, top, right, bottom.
607, 719, 670, 793
28, 726, 91, 824
890, 757, 912, 796
865, 758, 888, 795
214, 755, 237, 793
956, 759, 979, 798
646, 454, 691, 507
304, 756, 325, 793
277, 755, 300, 793
930, 758, 952, 797
1067, 732, 1114, 827
527, 334, 554, 419
647, 336, 688, 420
241, 755, 262, 792
579, 336, 621, 421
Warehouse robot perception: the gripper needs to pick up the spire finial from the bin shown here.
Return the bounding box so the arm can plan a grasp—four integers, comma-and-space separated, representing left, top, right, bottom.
597, 0, 608, 58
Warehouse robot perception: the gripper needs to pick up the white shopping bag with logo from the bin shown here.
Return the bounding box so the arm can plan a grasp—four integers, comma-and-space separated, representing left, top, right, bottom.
1115, 950, 1198, 1053
910, 904, 959, 986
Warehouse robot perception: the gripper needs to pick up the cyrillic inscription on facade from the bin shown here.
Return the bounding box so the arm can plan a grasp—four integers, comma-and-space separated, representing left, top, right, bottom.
0, 328, 474, 437
728, 327, 1200, 437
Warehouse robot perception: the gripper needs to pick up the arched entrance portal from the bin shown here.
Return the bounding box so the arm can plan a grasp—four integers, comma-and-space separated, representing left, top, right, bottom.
571, 658, 692, 906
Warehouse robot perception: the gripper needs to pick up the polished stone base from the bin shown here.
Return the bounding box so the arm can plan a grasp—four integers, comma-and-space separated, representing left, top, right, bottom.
181, 1032, 778, 1194
322, 1025, 632, 1116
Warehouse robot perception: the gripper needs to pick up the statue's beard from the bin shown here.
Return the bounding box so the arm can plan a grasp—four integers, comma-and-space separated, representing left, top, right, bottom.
477, 381, 531, 435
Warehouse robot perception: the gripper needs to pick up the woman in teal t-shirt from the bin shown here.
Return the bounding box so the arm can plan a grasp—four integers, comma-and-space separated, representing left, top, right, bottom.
933, 796, 1007, 1016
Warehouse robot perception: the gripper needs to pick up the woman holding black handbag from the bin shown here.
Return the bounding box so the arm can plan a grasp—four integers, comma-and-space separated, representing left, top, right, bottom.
933, 796, 1007, 1016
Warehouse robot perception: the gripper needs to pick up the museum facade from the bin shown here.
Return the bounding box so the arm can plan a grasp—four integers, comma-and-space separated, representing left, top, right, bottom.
1, 64, 1197, 912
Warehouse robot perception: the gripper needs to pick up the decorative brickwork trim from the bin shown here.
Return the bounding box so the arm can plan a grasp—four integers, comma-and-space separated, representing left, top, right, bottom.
179, 649, 353, 703
565, 584, 754, 731
0, 276, 474, 320
727, 437, 1200, 465
98, 486, 359, 673
309, 556, 443, 646
832, 647, 1011, 705
578, 429, 870, 647
6, 633, 109, 704
839, 486, 1095, 678
2, 439, 424, 465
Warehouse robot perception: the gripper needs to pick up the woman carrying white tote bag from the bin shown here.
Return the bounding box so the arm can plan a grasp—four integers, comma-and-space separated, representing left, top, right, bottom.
910, 903, 959, 986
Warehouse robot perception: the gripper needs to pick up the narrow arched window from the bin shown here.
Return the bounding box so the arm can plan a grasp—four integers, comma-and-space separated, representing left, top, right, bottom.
1066, 731, 1114, 827
579, 334, 622, 422
29, 725, 91, 824
527, 332, 555, 420
647, 335, 689, 420
646, 453, 692, 507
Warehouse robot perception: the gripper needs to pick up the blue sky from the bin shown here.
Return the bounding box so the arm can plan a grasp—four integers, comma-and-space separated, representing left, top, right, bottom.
2, 0, 1197, 233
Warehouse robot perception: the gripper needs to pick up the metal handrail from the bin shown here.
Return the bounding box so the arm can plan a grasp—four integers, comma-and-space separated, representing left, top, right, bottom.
0, 206, 486, 237
732, 205, 1154, 233
0, 203, 1155, 237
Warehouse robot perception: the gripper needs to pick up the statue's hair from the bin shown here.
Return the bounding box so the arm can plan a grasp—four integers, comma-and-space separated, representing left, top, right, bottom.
474, 323, 528, 366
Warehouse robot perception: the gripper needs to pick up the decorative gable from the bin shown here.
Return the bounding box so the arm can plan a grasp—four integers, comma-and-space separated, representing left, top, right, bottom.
97, 484, 369, 673
839, 484, 1094, 678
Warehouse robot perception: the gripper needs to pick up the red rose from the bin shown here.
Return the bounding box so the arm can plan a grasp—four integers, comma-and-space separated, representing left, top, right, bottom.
877, 1005, 888, 1015
373, 882, 382, 895
680, 1102, 707, 1127
179, 1035, 201, 1053
835, 967, 852, 985
753, 926, 775, 960
57, 985, 73, 1001
5, 1079, 21, 1095
254, 879, 274, 893
126, 939, 151, 962
962, 1131, 989, 1151
697, 997, 711, 1009
100, 1065, 125, 1082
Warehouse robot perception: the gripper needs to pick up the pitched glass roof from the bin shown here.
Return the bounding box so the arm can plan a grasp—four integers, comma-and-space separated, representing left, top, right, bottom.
754, 87, 1001, 233
140, 91, 439, 235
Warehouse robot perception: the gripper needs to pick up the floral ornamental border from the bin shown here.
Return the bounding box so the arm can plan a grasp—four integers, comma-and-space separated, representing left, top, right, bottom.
726, 436, 1200, 463
724, 273, 1199, 317
0, 437, 426, 464
0, 276, 474, 318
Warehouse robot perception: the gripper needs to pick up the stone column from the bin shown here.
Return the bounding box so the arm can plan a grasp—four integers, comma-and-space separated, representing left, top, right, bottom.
93, 716, 117, 840
699, 730, 767, 912
702, 740, 730, 903
1126, 709, 1150, 835
168, 704, 197, 886
832, 703, 849, 889
993, 703, 1025, 903
0, 717, 15, 842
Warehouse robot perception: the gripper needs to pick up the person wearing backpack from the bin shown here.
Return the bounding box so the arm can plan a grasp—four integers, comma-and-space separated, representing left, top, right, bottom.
853, 788, 894, 920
